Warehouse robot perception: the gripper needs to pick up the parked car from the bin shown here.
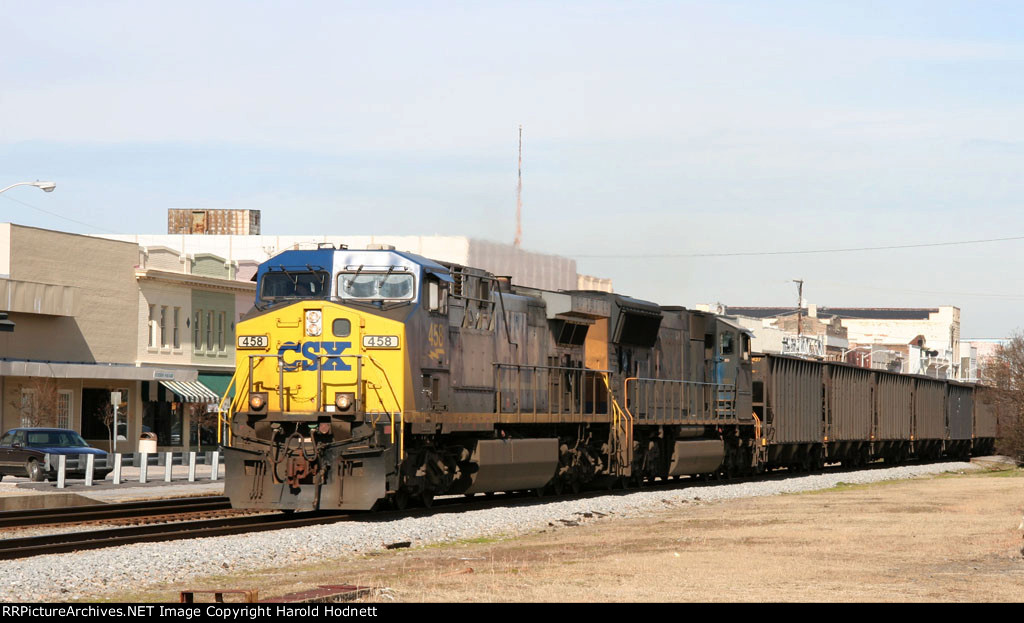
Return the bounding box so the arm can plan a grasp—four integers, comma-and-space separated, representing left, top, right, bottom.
0, 428, 110, 482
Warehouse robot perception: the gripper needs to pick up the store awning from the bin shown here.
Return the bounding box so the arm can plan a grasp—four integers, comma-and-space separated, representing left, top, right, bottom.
198, 373, 234, 400
159, 380, 221, 403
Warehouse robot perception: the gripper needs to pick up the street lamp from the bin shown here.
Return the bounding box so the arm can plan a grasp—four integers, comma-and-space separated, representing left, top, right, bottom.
842, 345, 873, 367
0, 180, 56, 194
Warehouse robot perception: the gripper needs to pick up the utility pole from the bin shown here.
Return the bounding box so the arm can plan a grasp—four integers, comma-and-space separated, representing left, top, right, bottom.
514, 125, 523, 249
793, 279, 804, 338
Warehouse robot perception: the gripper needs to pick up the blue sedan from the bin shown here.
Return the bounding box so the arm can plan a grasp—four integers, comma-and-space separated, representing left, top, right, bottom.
0, 428, 110, 482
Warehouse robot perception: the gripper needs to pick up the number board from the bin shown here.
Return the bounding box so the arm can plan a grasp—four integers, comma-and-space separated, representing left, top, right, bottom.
362, 335, 400, 349
237, 335, 269, 349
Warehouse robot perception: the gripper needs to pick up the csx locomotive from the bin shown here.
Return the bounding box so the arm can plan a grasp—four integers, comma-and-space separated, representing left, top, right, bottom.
221, 245, 998, 511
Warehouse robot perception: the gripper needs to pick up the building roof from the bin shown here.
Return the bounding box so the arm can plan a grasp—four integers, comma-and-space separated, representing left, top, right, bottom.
725, 306, 940, 321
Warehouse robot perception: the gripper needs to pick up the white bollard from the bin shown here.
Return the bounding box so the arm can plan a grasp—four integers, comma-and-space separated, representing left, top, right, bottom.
85, 454, 95, 487
57, 455, 66, 489
113, 453, 123, 485
188, 452, 197, 482
210, 451, 220, 481
139, 452, 149, 484
164, 451, 173, 482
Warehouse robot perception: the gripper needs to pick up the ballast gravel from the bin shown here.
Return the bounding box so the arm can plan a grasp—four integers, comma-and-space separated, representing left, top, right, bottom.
0, 461, 981, 602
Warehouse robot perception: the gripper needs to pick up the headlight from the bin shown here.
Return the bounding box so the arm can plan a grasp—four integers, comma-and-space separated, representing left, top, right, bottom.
249, 392, 267, 411
334, 392, 355, 411
305, 309, 323, 337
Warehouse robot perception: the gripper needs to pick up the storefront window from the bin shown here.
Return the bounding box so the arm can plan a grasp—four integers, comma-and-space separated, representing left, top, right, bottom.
189, 404, 218, 449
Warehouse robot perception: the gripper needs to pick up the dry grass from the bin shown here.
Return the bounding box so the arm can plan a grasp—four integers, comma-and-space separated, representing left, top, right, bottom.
125, 469, 1024, 603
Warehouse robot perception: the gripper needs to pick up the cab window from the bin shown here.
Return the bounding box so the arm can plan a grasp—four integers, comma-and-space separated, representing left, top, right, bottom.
426, 279, 448, 313
337, 272, 415, 301
721, 332, 734, 355
259, 270, 329, 303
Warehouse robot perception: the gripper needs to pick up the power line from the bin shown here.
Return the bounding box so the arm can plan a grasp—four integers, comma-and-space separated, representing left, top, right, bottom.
572, 234, 1024, 259
0, 194, 116, 234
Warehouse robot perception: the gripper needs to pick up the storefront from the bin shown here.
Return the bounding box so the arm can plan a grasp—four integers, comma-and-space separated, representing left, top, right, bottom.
142, 378, 225, 451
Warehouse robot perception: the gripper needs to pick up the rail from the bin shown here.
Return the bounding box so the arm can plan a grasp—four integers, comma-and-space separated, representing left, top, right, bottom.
493, 363, 612, 417
602, 373, 633, 472
366, 355, 404, 463
216, 367, 248, 445
623, 377, 737, 422
245, 353, 364, 413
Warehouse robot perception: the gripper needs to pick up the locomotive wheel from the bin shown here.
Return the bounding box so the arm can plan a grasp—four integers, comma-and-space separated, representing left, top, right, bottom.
422, 492, 435, 508
394, 489, 410, 511
534, 487, 545, 498
552, 478, 565, 496
571, 479, 582, 494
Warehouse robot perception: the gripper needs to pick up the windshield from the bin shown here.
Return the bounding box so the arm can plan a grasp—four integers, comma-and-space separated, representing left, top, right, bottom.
260, 270, 330, 302
338, 272, 415, 301
26, 430, 90, 448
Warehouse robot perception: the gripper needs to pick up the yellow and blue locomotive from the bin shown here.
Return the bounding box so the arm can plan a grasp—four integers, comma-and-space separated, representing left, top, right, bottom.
222, 245, 997, 512
222, 245, 755, 511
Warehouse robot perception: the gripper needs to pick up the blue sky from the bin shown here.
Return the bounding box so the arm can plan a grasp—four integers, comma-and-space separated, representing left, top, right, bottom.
2, 1, 1023, 336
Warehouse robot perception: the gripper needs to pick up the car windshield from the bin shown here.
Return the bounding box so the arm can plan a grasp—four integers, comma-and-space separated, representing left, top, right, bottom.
25, 431, 90, 448
259, 270, 330, 303
338, 272, 415, 301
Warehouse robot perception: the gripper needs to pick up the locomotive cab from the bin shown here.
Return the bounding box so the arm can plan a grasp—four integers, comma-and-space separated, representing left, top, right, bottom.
224, 247, 451, 511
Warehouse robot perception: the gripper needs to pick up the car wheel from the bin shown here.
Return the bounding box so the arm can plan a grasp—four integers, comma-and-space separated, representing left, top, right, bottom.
26, 460, 46, 482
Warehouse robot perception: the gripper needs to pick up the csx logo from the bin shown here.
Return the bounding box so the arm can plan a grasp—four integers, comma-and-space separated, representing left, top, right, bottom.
278, 341, 352, 371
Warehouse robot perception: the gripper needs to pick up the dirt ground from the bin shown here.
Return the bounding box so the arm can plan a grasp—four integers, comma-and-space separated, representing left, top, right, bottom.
130, 468, 1024, 603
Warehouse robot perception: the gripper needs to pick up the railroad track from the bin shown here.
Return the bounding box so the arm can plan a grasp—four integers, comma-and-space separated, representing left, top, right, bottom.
0, 460, 947, 561
0, 496, 233, 529
0, 511, 360, 561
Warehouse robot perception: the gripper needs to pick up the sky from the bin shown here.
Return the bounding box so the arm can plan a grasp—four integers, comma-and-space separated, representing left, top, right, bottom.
1, 1, 1023, 337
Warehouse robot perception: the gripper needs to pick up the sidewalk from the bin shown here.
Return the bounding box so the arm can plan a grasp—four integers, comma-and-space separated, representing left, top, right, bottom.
0, 464, 225, 503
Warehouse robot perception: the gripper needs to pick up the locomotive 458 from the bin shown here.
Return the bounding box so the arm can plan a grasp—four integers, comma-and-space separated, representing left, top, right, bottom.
222, 246, 995, 512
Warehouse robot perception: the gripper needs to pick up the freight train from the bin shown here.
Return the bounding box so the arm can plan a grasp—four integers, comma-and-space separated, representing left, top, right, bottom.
221, 245, 998, 511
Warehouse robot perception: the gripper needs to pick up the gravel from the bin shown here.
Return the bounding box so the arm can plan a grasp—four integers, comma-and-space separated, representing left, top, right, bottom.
0, 461, 981, 602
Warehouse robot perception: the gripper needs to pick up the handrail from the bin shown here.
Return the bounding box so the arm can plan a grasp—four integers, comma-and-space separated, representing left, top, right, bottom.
216, 367, 248, 446
314, 354, 363, 412
493, 363, 612, 417
366, 355, 403, 464
623, 376, 737, 421
604, 374, 632, 473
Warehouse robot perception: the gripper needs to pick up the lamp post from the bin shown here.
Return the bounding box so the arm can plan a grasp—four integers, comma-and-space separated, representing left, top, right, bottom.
0, 181, 56, 195
842, 345, 873, 368
0, 181, 55, 335
868, 349, 903, 372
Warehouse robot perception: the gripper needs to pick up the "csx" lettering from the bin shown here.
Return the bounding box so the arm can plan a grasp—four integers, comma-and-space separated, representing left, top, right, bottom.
278, 341, 352, 371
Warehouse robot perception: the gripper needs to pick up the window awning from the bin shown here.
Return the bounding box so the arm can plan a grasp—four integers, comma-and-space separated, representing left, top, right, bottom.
159, 380, 221, 403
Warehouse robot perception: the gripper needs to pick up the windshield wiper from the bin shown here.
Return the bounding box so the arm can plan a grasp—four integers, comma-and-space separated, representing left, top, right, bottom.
270, 266, 301, 286
377, 266, 396, 288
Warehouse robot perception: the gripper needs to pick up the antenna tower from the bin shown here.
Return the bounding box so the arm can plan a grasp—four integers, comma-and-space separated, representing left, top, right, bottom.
514, 125, 523, 248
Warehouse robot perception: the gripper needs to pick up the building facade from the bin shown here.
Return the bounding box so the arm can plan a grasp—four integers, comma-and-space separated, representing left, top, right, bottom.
0, 224, 254, 452
704, 303, 962, 378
